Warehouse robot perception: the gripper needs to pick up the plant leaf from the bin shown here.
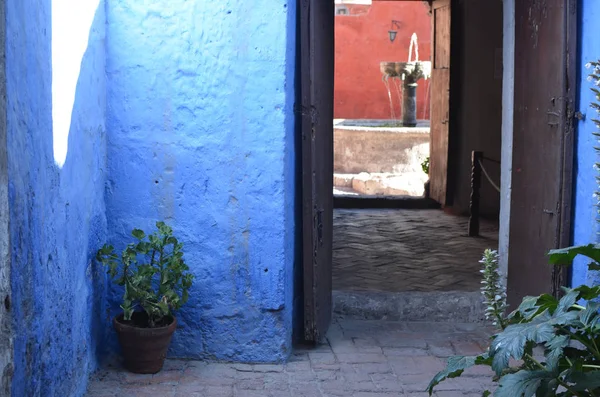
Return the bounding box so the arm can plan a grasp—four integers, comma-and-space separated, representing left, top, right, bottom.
491, 312, 554, 375
509, 294, 558, 321
157, 300, 169, 314
548, 244, 600, 265
544, 335, 569, 372
495, 370, 554, 397
516, 296, 542, 317
426, 354, 488, 395
566, 370, 600, 391
579, 301, 600, 328
572, 285, 600, 301
589, 262, 600, 271
536, 294, 559, 316
535, 378, 559, 397
555, 289, 579, 315
132, 228, 146, 240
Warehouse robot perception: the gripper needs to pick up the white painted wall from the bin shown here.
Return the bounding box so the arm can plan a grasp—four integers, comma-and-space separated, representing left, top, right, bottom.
51, 0, 101, 167
499, 0, 514, 284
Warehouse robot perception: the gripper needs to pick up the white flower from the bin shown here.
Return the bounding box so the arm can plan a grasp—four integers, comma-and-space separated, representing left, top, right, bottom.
586, 62, 592, 69
588, 75, 594, 82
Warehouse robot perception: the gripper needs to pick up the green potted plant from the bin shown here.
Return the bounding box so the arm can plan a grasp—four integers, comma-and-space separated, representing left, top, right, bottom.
96, 221, 194, 374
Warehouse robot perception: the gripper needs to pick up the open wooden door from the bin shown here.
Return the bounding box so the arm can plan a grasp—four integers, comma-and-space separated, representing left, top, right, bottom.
507, 0, 576, 305
300, 0, 334, 342
429, 0, 451, 205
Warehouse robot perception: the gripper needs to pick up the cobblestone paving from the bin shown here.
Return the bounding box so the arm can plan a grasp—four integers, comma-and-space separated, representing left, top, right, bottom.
333, 209, 499, 293
87, 317, 494, 397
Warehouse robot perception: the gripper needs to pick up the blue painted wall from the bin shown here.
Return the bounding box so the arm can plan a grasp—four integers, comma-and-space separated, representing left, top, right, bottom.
572, 0, 600, 289
6, 0, 108, 395
105, 0, 297, 362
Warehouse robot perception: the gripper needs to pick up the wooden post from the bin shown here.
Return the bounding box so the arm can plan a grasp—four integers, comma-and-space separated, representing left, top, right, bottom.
468, 151, 482, 237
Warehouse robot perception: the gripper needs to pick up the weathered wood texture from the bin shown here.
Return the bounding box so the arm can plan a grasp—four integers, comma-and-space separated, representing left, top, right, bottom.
508, 0, 576, 305
429, 0, 451, 205
300, 0, 335, 342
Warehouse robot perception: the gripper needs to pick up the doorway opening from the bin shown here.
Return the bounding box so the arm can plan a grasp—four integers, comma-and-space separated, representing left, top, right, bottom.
309, 0, 504, 335
331, 0, 502, 321
301, 0, 575, 343
333, 0, 431, 198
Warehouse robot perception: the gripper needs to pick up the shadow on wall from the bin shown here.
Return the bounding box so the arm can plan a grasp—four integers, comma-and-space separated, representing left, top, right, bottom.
7, 0, 107, 396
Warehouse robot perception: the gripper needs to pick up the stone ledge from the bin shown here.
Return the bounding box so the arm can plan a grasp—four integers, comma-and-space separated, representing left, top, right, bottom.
333, 290, 488, 323
334, 196, 440, 209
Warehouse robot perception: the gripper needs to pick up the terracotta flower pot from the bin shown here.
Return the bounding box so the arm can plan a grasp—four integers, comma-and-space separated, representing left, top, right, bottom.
113, 312, 177, 374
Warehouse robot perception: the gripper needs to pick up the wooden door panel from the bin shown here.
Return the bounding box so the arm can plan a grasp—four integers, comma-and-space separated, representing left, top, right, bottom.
429, 0, 451, 204
429, 68, 449, 202
301, 0, 334, 342
507, 0, 575, 305
433, 2, 450, 69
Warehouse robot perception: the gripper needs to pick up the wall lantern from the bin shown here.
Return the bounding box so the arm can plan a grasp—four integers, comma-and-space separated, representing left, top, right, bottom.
388, 20, 402, 43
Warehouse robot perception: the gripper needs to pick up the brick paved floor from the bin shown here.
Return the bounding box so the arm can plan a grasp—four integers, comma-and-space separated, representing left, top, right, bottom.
86, 317, 495, 397
333, 209, 498, 293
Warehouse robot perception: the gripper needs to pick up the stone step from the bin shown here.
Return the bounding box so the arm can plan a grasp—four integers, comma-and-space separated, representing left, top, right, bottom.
333, 172, 428, 197
333, 290, 488, 323
333, 173, 355, 188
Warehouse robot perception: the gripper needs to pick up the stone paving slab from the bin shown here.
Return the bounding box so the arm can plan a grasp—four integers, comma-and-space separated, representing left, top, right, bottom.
333, 209, 498, 293
86, 317, 495, 397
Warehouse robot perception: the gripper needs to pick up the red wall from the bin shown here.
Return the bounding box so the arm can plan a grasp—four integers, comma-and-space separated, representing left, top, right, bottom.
334, 2, 431, 120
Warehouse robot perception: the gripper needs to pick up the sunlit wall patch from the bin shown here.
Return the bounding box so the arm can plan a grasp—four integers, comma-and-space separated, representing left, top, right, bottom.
52, 0, 101, 167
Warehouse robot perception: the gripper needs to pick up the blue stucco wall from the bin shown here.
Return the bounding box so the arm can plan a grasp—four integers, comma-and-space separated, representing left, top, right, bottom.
572, 0, 600, 289
105, 0, 297, 362
6, 0, 107, 395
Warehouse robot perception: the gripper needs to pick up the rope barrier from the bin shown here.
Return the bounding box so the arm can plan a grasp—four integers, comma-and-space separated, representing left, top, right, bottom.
478, 159, 501, 193
469, 151, 500, 237
482, 156, 500, 164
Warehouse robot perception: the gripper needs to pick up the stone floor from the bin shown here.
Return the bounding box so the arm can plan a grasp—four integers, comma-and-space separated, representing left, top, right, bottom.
86, 316, 495, 397
333, 209, 498, 293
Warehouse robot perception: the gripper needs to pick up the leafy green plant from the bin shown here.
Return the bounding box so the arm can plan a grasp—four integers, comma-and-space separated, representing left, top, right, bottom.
421, 156, 430, 175
96, 221, 194, 328
479, 249, 508, 328
428, 245, 600, 396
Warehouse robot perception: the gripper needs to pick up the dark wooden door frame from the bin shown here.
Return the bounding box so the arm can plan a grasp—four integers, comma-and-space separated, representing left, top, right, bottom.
429, 0, 452, 206
555, 0, 577, 295
300, 0, 335, 343
298, 0, 577, 337
507, 0, 577, 304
